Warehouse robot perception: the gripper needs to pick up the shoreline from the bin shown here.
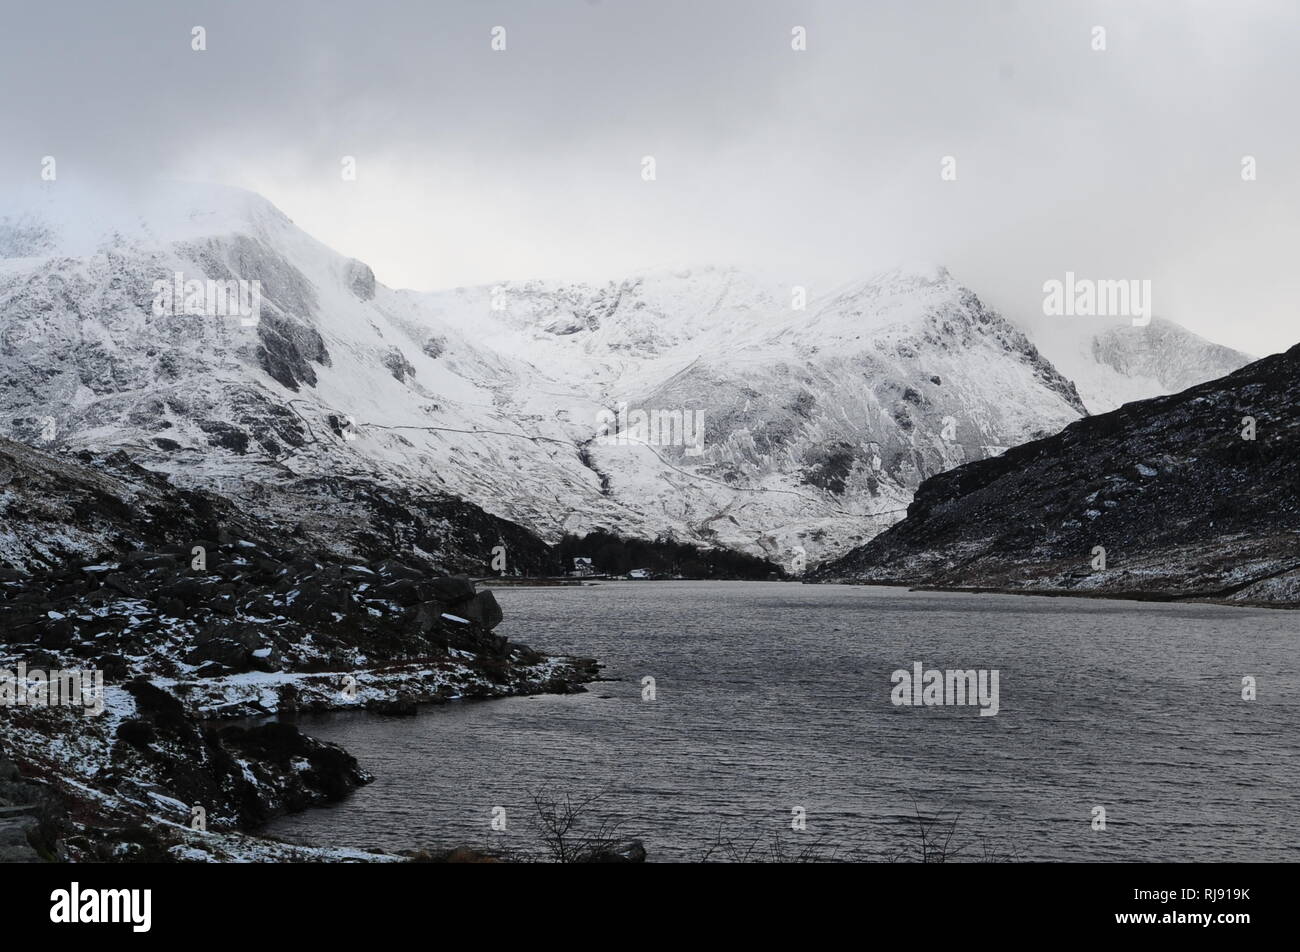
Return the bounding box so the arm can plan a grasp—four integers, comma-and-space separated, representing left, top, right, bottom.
486, 574, 1296, 610
804, 577, 1300, 610
1, 648, 600, 863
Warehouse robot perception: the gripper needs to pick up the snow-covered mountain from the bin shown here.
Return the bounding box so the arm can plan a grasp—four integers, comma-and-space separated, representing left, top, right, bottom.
441, 264, 1089, 565
0, 182, 1248, 568
1011, 311, 1253, 413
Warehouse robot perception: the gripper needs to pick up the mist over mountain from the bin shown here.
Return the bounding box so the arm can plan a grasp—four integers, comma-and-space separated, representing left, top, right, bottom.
0, 182, 1255, 569
1011, 310, 1253, 414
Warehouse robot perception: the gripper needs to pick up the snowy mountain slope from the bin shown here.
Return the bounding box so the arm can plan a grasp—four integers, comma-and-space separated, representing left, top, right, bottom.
407, 263, 1095, 562
627, 274, 1080, 556
0, 183, 645, 555
1011, 312, 1253, 413
0, 182, 1247, 569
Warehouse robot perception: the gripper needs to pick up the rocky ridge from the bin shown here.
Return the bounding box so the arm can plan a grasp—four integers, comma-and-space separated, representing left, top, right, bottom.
812, 344, 1300, 605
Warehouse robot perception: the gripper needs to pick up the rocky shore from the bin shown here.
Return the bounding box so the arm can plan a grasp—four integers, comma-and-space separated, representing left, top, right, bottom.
1, 545, 600, 862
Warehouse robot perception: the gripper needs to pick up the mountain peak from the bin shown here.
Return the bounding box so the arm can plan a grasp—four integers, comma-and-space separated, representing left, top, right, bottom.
0, 180, 292, 260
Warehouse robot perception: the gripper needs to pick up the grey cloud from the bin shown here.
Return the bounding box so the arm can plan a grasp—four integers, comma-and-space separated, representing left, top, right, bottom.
2, 0, 1296, 355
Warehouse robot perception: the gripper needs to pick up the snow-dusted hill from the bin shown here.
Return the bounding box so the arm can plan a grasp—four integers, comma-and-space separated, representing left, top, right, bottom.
0, 182, 1248, 568
1011, 312, 1253, 413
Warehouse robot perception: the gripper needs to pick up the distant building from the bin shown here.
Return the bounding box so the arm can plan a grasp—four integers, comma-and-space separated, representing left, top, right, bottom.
571, 557, 595, 577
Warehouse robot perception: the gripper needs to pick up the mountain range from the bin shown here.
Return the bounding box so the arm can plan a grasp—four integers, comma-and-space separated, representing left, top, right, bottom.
0, 182, 1254, 570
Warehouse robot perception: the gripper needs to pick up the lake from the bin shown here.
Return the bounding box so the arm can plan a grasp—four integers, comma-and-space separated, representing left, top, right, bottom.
263, 581, 1299, 861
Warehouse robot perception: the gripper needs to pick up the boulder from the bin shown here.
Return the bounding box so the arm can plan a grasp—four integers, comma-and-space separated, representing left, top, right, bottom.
346, 259, 376, 301
461, 590, 504, 630
183, 639, 250, 670
402, 602, 442, 636
249, 645, 283, 673
377, 578, 424, 606
101, 572, 139, 595
427, 575, 476, 605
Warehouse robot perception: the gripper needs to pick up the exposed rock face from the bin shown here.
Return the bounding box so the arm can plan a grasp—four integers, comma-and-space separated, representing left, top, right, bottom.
813, 344, 1300, 605
256, 311, 331, 390
346, 259, 376, 301
0, 437, 559, 577
381, 345, 416, 382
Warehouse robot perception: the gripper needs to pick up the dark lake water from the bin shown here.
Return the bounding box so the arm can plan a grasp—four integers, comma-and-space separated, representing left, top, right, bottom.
264, 582, 1299, 861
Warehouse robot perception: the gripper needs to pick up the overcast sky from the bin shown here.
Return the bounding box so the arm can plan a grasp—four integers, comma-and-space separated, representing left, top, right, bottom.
2, 0, 1298, 355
